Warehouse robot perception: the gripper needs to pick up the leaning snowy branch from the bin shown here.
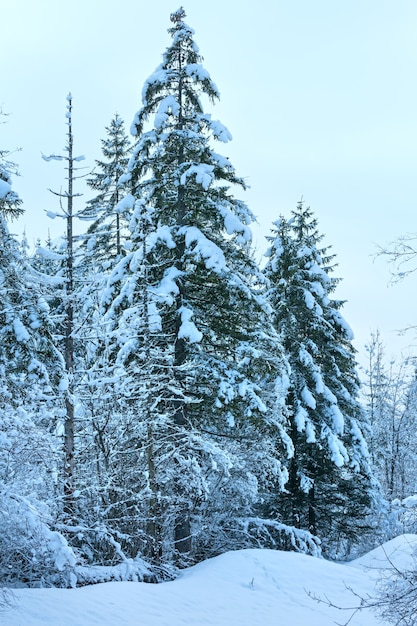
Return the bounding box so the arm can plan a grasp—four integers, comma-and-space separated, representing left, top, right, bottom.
243, 518, 321, 557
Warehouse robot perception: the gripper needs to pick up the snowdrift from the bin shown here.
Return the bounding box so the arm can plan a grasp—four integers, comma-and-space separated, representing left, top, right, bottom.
3, 535, 417, 626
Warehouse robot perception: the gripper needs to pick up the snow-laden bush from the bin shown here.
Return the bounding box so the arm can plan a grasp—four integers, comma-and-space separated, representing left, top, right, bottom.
371, 496, 417, 550
372, 536, 417, 626
377, 566, 417, 625
57, 522, 175, 584
0, 493, 76, 587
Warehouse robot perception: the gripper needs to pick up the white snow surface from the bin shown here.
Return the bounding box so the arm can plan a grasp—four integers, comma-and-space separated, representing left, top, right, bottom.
4, 535, 417, 626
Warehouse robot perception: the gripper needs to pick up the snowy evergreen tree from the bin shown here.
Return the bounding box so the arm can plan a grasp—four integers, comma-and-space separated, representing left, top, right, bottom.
0, 218, 62, 419
264, 201, 377, 556
0, 115, 23, 219
98, 7, 294, 566
80, 113, 132, 264
72, 117, 132, 522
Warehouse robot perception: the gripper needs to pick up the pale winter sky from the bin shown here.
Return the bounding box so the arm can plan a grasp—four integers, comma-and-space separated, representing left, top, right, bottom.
2, 0, 417, 368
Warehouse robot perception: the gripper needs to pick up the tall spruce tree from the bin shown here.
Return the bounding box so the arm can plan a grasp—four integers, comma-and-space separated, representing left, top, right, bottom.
0, 119, 23, 219
80, 113, 132, 263
264, 201, 376, 557
100, 7, 294, 566
71, 116, 132, 547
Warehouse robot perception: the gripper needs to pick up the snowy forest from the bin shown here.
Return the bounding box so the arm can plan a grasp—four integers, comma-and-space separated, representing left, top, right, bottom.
1, 8, 417, 612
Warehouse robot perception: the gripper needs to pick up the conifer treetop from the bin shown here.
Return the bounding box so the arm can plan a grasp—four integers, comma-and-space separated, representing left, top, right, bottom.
170, 7, 186, 23
131, 9, 220, 137
0, 114, 23, 220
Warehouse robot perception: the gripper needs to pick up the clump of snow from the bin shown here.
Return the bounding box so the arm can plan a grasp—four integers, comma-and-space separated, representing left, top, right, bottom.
13, 318, 30, 342
303, 289, 316, 310
181, 226, 226, 273
154, 95, 180, 129
305, 420, 316, 443
185, 63, 211, 82
58, 375, 69, 393
0, 178, 11, 199
41, 153, 65, 162
180, 163, 214, 190
325, 429, 348, 467
177, 306, 203, 343
155, 266, 182, 305
36, 246, 65, 261
200, 114, 231, 141
295, 405, 308, 431
349, 419, 370, 462
326, 402, 345, 435
402, 495, 417, 509
330, 309, 354, 340
116, 193, 135, 214
219, 203, 252, 242
218, 377, 237, 404
301, 385, 316, 409
139, 66, 169, 110
45, 210, 60, 219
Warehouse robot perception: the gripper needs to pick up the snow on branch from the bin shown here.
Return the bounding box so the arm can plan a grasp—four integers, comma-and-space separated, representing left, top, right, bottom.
177, 305, 202, 343
41, 153, 65, 162
154, 265, 182, 305
180, 163, 215, 190
243, 518, 321, 556
0, 178, 11, 199
185, 63, 211, 82
154, 95, 180, 129
140, 67, 169, 108
181, 225, 227, 273
219, 203, 252, 243
200, 114, 231, 142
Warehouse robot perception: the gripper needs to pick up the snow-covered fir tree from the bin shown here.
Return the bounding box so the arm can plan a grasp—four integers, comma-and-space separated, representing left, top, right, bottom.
80, 113, 132, 264
74, 115, 132, 505
97, 7, 298, 567
264, 201, 377, 557
70, 115, 132, 544
0, 218, 63, 422
0, 123, 23, 219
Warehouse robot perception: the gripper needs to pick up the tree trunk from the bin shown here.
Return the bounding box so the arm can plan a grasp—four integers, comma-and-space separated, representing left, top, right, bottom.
64, 94, 75, 519
172, 54, 191, 559
308, 485, 317, 536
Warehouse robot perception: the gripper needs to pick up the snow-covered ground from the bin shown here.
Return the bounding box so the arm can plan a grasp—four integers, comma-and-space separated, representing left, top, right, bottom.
3, 535, 417, 626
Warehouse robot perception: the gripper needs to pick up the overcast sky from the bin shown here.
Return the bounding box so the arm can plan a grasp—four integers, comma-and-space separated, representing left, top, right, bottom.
2, 0, 417, 368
